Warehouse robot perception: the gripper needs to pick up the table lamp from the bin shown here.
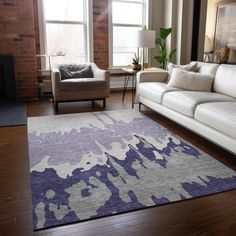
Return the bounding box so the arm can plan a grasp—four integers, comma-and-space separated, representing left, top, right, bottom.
136, 27, 156, 70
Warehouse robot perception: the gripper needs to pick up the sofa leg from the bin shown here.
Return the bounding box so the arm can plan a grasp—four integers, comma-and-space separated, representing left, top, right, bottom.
139, 103, 142, 111
103, 98, 106, 108
92, 100, 95, 108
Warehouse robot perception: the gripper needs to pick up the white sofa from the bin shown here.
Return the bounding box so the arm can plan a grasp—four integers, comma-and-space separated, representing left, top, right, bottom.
136, 62, 236, 154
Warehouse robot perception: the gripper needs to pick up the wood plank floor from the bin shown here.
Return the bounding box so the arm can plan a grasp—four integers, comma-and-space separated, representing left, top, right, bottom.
0, 91, 236, 236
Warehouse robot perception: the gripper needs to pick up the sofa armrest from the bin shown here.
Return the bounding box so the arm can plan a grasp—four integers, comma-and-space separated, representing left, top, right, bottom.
136, 70, 169, 85
135, 70, 168, 103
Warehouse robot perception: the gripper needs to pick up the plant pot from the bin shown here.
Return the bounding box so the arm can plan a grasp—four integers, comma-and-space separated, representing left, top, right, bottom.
132, 64, 142, 71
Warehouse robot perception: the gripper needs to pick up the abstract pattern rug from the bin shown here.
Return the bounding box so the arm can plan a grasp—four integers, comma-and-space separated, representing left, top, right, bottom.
28, 110, 236, 230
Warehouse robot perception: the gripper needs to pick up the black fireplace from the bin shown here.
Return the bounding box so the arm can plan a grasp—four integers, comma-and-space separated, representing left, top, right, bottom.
0, 55, 16, 101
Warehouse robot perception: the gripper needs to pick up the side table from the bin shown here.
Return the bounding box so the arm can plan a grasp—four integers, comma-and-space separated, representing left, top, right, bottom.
121, 68, 138, 108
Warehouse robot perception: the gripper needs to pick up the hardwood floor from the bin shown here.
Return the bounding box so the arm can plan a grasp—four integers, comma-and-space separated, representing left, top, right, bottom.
0, 91, 236, 236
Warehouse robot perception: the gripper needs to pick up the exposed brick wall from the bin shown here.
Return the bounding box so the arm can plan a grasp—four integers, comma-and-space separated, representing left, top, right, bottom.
93, 0, 109, 69
0, 0, 110, 100
33, 0, 41, 71
0, 0, 37, 100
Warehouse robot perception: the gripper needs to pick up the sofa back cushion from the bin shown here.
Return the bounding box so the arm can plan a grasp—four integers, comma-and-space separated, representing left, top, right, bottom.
167, 69, 214, 92
192, 61, 219, 76
168, 62, 198, 74
213, 64, 236, 98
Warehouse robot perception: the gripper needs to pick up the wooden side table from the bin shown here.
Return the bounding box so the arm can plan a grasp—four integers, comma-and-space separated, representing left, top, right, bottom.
121, 68, 138, 108
108, 68, 135, 107
109, 67, 164, 108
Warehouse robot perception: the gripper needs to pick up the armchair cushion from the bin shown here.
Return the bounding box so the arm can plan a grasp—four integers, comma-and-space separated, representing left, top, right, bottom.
59, 65, 93, 80
60, 78, 107, 91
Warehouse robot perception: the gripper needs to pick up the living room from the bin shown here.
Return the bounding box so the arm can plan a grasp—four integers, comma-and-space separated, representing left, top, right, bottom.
0, 0, 236, 235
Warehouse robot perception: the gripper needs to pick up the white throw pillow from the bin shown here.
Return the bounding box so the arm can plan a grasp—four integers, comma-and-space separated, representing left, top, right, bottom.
167, 69, 215, 92
168, 62, 198, 76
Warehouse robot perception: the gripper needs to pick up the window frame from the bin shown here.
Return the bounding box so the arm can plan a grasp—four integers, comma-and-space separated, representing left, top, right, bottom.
108, 0, 149, 68
37, 0, 93, 70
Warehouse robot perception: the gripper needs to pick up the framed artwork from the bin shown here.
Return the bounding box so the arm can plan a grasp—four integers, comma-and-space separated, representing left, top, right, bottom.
214, 3, 236, 53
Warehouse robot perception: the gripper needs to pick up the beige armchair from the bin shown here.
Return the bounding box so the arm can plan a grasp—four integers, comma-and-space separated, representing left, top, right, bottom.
51, 63, 110, 111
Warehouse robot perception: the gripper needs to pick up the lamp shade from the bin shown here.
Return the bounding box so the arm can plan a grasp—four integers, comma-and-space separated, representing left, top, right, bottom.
136, 30, 156, 48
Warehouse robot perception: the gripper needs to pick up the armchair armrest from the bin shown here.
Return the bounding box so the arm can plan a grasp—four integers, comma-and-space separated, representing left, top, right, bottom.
51, 69, 62, 94
93, 68, 110, 80
93, 67, 110, 91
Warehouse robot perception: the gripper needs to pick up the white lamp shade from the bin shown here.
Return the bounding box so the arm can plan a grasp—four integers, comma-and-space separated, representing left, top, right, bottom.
136, 30, 156, 48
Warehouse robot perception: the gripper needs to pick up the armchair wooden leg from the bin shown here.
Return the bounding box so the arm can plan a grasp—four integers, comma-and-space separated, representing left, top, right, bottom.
92, 100, 95, 108
103, 98, 106, 108
139, 102, 142, 111
54, 101, 58, 112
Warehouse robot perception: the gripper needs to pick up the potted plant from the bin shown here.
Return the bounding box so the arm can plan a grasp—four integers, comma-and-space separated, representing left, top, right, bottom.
132, 52, 142, 71
154, 28, 176, 69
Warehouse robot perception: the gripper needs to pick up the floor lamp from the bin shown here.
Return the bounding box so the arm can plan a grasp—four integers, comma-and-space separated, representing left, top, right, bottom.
137, 29, 156, 70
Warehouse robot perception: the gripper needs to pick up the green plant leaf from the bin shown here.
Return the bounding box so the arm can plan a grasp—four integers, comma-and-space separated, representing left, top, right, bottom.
162, 48, 167, 60
154, 55, 163, 64
160, 28, 172, 39
132, 52, 140, 64
154, 27, 175, 69
155, 38, 162, 45
169, 49, 176, 61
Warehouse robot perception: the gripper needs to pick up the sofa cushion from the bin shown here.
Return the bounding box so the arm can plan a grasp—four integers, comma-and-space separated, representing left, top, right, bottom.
194, 61, 220, 76
60, 78, 106, 91
168, 62, 198, 76
213, 64, 236, 98
195, 102, 236, 139
167, 69, 214, 91
138, 82, 179, 104
162, 91, 235, 117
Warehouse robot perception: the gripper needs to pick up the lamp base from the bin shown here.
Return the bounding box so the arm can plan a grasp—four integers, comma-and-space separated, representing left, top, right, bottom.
143, 63, 149, 69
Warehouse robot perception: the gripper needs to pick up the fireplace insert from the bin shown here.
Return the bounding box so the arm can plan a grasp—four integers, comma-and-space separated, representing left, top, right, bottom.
0, 55, 16, 101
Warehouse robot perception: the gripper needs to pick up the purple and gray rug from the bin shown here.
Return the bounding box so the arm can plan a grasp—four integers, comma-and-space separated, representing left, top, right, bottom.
28, 110, 236, 230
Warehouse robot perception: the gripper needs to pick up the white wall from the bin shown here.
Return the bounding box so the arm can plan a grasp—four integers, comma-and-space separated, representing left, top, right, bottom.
150, 0, 164, 67
156, 0, 194, 65
205, 0, 236, 62
180, 0, 194, 64
205, 0, 236, 41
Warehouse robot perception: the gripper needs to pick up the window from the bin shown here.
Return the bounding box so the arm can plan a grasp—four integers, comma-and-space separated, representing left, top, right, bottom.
110, 0, 148, 67
38, 0, 92, 68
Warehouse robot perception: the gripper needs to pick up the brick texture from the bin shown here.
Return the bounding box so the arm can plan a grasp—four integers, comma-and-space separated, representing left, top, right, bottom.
0, 0, 110, 99
0, 0, 38, 100
93, 0, 109, 69
33, 0, 41, 71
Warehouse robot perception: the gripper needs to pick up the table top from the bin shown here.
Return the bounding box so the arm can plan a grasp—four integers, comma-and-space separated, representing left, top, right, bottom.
122, 67, 167, 74
107, 68, 130, 76
108, 67, 167, 76
121, 68, 138, 74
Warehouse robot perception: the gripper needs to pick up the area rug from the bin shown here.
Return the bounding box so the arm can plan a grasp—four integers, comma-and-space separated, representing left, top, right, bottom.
27, 110, 236, 230
0, 102, 26, 127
